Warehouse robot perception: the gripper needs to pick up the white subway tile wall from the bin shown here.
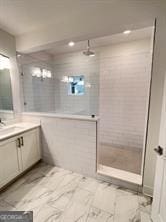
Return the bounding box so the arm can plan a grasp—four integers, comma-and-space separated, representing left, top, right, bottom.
99, 39, 152, 150
22, 114, 97, 177
53, 52, 99, 115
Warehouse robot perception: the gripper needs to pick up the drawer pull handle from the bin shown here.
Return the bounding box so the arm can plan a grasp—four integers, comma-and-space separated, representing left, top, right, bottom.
21, 137, 24, 146
17, 138, 21, 148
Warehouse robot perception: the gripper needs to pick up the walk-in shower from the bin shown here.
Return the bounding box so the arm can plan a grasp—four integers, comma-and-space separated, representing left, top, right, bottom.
97, 27, 154, 184
18, 26, 154, 185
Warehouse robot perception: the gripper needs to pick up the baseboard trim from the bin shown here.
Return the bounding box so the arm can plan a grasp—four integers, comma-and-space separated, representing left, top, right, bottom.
143, 185, 153, 197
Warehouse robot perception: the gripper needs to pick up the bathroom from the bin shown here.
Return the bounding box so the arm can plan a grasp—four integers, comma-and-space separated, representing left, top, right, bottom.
0, 1, 165, 222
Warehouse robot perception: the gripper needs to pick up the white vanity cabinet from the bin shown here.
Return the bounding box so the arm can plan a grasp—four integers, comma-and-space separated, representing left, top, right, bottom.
0, 127, 41, 189
19, 128, 41, 171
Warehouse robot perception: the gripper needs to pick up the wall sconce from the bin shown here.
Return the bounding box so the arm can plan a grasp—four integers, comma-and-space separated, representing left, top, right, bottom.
32, 67, 52, 80
0, 55, 10, 70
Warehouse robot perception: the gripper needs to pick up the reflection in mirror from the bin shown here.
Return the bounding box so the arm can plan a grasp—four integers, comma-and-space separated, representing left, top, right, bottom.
0, 54, 13, 120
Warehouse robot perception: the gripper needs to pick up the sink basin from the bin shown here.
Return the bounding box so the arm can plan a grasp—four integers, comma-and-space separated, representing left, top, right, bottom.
0, 126, 24, 136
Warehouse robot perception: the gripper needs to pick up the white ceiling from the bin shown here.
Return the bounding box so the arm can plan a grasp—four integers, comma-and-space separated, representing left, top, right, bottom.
0, 0, 160, 52
45, 27, 153, 56
18, 26, 153, 63
0, 0, 159, 36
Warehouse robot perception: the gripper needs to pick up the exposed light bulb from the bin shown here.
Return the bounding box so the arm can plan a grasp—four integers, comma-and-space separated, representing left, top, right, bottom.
47, 70, 52, 78
32, 67, 41, 77
42, 69, 47, 78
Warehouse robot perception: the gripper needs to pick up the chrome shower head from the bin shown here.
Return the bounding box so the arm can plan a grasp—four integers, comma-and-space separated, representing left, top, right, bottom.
83, 40, 95, 57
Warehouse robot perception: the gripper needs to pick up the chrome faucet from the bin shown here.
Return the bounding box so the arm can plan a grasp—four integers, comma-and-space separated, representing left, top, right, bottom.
0, 118, 6, 127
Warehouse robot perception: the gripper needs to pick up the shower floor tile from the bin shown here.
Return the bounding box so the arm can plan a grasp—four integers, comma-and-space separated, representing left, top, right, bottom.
0, 162, 151, 222
98, 143, 142, 174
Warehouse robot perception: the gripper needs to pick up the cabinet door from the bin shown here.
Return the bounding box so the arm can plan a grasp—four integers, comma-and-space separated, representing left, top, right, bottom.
21, 129, 41, 171
0, 138, 20, 188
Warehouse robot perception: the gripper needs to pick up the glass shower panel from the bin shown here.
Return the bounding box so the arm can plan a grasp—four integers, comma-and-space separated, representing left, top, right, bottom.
20, 52, 99, 116
98, 32, 153, 175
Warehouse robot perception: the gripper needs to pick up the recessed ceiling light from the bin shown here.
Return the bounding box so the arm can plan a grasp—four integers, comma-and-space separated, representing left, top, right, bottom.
17, 54, 21, 57
68, 41, 75, 47
123, 30, 131, 34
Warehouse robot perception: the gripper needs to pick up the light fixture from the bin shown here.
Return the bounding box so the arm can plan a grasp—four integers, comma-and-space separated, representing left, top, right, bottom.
47, 70, 52, 78
32, 67, 41, 77
0, 55, 10, 70
32, 67, 52, 80
42, 69, 48, 78
83, 40, 95, 57
123, 30, 131, 35
68, 41, 75, 47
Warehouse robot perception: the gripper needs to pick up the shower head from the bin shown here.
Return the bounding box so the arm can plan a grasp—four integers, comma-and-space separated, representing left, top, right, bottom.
83, 40, 95, 57
83, 50, 95, 57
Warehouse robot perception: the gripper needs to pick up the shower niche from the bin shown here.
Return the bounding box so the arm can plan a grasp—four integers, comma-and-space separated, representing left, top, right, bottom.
67, 76, 85, 96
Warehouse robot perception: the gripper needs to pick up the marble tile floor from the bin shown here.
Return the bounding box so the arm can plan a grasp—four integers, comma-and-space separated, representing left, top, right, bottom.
0, 162, 152, 222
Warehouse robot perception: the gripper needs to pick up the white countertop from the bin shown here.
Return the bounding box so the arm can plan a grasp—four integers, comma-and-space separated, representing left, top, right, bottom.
0, 122, 40, 141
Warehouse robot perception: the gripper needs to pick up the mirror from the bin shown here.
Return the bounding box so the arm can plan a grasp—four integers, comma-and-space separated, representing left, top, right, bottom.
0, 54, 13, 119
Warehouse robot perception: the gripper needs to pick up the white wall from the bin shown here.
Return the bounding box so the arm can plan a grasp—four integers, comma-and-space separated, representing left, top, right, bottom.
143, 4, 166, 195
99, 39, 152, 150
